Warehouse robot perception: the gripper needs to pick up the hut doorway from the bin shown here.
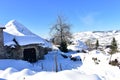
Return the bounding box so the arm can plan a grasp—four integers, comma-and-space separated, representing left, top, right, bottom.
23, 48, 36, 62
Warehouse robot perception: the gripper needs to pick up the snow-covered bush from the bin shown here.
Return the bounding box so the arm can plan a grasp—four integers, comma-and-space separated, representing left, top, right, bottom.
92, 57, 100, 64
109, 59, 120, 66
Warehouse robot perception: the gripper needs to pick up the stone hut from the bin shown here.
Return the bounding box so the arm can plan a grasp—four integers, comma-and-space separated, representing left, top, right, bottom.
0, 25, 51, 63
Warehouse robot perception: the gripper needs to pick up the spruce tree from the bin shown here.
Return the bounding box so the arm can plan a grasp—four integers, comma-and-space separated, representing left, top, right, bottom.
95, 39, 99, 50
60, 41, 68, 52
109, 37, 117, 62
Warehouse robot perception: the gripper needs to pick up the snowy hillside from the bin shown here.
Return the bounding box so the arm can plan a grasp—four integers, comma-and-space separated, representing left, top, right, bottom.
73, 31, 120, 49
3, 20, 52, 48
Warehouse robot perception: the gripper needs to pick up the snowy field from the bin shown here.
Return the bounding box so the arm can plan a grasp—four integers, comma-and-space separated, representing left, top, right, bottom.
0, 50, 120, 80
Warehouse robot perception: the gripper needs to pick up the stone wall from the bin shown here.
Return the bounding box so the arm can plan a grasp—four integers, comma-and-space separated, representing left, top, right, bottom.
4, 46, 22, 59
0, 29, 5, 58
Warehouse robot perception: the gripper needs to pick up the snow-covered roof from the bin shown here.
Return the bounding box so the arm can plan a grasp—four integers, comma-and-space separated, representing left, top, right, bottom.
3, 20, 52, 48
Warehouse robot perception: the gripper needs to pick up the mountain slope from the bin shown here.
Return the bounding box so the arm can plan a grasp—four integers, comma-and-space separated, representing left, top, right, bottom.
73, 31, 120, 49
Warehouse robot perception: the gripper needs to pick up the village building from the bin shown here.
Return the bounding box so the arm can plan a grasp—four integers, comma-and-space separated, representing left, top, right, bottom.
0, 24, 52, 63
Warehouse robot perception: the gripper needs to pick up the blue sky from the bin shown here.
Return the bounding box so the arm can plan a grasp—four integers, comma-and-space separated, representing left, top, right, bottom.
0, 0, 120, 38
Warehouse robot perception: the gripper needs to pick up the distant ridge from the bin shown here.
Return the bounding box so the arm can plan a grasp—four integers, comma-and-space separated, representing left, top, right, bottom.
73, 30, 120, 48
92, 30, 120, 33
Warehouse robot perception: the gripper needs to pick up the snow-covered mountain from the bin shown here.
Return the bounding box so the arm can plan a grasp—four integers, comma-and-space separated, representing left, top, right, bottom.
3, 20, 52, 48
73, 30, 120, 49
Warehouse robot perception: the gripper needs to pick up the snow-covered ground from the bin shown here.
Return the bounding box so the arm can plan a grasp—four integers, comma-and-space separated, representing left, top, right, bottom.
0, 50, 120, 80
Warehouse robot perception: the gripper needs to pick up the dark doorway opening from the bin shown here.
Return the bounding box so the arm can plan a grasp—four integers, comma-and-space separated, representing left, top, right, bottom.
23, 48, 36, 63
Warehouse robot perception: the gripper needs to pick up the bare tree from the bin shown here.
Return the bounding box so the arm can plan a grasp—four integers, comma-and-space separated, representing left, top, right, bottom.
50, 16, 72, 52
85, 39, 95, 50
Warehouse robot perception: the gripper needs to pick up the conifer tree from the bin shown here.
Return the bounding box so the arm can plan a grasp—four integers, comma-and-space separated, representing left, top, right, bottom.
95, 39, 99, 50
109, 37, 117, 62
